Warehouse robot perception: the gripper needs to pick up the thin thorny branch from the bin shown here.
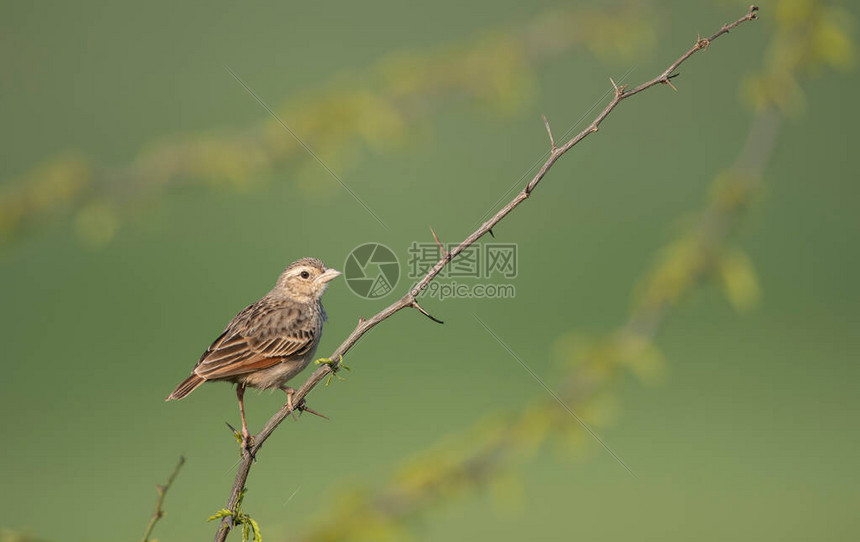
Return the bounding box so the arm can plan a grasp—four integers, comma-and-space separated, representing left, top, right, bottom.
213, 6, 759, 540
296, 106, 781, 540
142, 455, 185, 542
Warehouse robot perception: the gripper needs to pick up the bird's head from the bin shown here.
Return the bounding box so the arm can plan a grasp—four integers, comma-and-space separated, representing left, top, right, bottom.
274, 257, 341, 302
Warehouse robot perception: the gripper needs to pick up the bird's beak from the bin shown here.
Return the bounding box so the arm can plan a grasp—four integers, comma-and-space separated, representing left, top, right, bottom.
317, 268, 342, 284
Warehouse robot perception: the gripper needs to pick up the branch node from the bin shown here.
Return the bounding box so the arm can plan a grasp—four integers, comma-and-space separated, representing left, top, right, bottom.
541, 114, 557, 151
696, 34, 710, 50
609, 77, 627, 98
430, 227, 450, 260
315, 355, 349, 386
662, 76, 679, 91
315, 355, 344, 371
411, 299, 444, 324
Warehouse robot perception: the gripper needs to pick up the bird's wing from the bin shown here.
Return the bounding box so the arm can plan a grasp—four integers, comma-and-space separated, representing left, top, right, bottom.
194, 302, 317, 379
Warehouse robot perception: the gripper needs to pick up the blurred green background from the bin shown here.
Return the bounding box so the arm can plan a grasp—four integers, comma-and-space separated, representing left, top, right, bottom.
1, 0, 858, 540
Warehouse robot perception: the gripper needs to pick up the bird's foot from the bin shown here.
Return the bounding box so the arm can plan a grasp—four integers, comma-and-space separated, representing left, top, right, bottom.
280, 386, 300, 421
241, 428, 254, 452
314, 355, 350, 386
279, 386, 329, 421
226, 422, 256, 457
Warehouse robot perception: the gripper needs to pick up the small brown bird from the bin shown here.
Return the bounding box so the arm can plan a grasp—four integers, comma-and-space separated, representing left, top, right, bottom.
166, 257, 341, 443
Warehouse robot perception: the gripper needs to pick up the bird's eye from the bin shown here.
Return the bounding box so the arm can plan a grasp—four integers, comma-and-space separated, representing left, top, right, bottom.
300, 271, 310, 279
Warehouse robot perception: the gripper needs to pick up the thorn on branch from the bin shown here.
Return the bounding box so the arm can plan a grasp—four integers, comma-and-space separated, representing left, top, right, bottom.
541, 114, 556, 151
487, 228, 495, 238
610, 77, 627, 98
430, 227, 449, 260
662, 73, 680, 91
226, 421, 239, 436
411, 299, 444, 324
297, 400, 329, 420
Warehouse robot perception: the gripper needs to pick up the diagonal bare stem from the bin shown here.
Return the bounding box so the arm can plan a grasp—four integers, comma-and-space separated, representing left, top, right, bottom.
142, 455, 185, 542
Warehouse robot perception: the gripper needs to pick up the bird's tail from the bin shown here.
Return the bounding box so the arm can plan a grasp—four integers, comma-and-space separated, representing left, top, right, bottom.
166, 374, 205, 401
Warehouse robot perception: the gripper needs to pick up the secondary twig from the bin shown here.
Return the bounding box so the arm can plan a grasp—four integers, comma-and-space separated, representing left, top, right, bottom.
430, 227, 449, 260
213, 6, 759, 540
411, 299, 445, 324
142, 455, 186, 542
542, 114, 556, 151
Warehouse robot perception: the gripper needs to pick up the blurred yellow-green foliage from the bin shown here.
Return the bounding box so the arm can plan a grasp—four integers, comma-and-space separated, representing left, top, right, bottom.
743, 0, 855, 112
1, 1, 858, 541
0, 3, 654, 248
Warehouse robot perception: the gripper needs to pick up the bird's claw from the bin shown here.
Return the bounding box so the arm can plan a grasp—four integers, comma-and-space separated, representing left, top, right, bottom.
226, 421, 255, 457
280, 386, 300, 421
280, 386, 329, 421
241, 430, 253, 451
